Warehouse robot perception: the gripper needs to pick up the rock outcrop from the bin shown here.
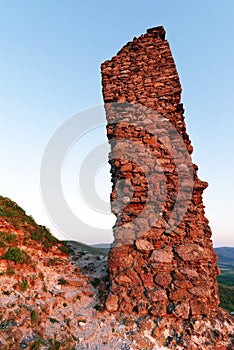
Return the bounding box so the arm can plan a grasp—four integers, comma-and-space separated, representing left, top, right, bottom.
102, 26, 234, 348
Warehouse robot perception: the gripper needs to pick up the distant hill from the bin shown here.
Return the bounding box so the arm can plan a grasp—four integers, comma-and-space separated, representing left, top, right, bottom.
215, 247, 234, 269
91, 243, 110, 255
214, 247, 234, 289
91, 243, 111, 249
65, 240, 109, 256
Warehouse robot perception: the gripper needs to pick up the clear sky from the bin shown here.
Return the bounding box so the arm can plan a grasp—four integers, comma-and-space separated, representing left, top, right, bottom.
0, 0, 233, 246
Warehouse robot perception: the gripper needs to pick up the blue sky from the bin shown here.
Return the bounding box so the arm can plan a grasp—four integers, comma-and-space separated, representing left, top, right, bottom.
0, 0, 233, 246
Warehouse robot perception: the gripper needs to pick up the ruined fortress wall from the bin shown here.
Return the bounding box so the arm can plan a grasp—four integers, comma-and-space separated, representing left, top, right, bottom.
101, 27, 220, 318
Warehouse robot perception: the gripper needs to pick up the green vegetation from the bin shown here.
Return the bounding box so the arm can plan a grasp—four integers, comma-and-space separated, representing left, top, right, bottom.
0, 196, 36, 227
219, 284, 234, 313
30, 310, 39, 323
30, 226, 58, 251
5, 267, 15, 276
48, 340, 61, 350
216, 248, 234, 313
21, 279, 28, 291
47, 258, 58, 266
47, 337, 75, 350
93, 304, 103, 311
217, 269, 234, 287
2, 247, 29, 264
2, 291, 10, 295
0, 195, 61, 252
58, 242, 71, 254
58, 277, 68, 285
90, 278, 101, 288
0, 231, 17, 247
0, 319, 14, 330
49, 317, 59, 323
30, 336, 44, 350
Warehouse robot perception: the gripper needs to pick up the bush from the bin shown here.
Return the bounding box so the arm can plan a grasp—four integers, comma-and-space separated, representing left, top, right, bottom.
58, 277, 68, 285
58, 243, 71, 254
2, 291, 10, 295
90, 278, 101, 288
21, 279, 28, 291
30, 230, 43, 241
49, 317, 59, 323
30, 310, 38, 323
5, 267, 15, 276
0, 231, 17, 247
0, 196, 36, 227
48, 340, 61, 350
93, 304, 103, 311
30, 226, 58, 251
30, 336, 44, 350
2, 247, 29, 264
47, 258, 58, 266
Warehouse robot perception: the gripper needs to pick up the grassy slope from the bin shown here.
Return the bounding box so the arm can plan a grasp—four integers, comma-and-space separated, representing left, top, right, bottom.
0, 195, 67, 257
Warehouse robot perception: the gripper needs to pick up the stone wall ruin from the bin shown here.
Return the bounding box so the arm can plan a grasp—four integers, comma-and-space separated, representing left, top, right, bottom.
101, 26, 234, 348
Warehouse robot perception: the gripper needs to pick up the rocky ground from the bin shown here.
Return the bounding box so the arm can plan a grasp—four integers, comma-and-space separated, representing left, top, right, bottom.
0, 196, 233, 349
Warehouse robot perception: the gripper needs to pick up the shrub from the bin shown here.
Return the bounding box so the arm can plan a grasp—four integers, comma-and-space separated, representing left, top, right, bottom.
2, 291, 10, 295
93, 304, 103, 311
21, 279, 28, 291
48, 340, 61, 350
90, 278, 101, 288
0, 196, 35, 227
30, 310, 38, 323
30, 226, 58, 251
5, 267, 15, 276
47, 258, 57, 266
0, 231, 17, 247
58, 277, 68, 285
0, 196, 36, 228
2, 247, 29, 264
30, 230, 43, 241
30, 336, 44, 350
49, 317, 59, 323
58, 243, 71, 254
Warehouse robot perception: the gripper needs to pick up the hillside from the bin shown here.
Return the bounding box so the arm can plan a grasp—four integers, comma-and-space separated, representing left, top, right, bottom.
0, 196, 112, 349
1, 196, 169, 350
215, 247, 234, 269
0, 195, 233, 349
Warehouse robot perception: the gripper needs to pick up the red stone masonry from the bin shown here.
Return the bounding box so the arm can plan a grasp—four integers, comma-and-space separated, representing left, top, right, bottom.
101, 27, 234, 348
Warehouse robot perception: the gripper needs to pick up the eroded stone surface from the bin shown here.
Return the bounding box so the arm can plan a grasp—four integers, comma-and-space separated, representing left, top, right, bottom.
102, 26, 234, 348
